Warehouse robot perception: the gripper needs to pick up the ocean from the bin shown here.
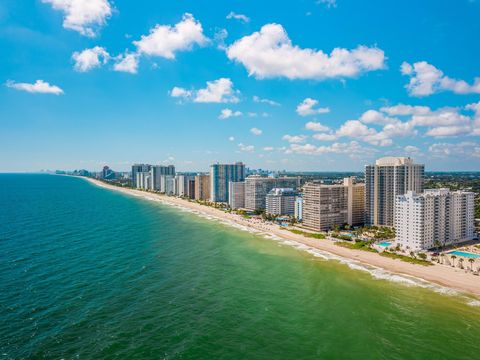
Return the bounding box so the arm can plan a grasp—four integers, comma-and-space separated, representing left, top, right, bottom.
1, 174, 479, 359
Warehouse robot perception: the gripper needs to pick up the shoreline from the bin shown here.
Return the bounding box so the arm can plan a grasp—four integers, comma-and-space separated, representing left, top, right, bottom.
81, 177, 480, 300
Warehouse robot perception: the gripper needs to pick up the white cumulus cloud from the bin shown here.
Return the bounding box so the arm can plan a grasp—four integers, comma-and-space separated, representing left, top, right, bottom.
72, 46, 109, 72
113, 52, 139, 74
226, 23, 385, 80
171, 78, 239, 103
401, 61, 480, 96
305, 121, 330, 132
6, 80, 64, 95
194, 78, 239, 103
282, 134, 308, 143
219, 108, 242, 119
42, 0, 112, 37
134, 13, 208, 59
296, 98, 330, 116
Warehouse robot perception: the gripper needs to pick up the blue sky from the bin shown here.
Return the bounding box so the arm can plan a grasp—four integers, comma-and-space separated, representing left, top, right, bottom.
1, 0, 479, 172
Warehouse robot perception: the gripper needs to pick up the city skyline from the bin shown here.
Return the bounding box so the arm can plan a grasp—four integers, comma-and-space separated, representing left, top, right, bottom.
2, 0, 480, 172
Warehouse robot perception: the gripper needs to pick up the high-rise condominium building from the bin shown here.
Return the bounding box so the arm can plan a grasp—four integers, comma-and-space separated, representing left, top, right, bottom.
194, 174, 211, 201
228, 181, 245, 209
176, 175, 195, 198
150, 165, 175, 191
132, 164, 151, 188
344, 177, 366, 227
366, 157, 424, 226
244, 175, 300, 211
136, 171, 151, 190
266, 188, 297, 216
302, 182, 348, 231
295, 196, 303, 221
210, 162, 245, 203
395, 189, 475, 251
302, 177, 365, 231
161, 175, 175, 195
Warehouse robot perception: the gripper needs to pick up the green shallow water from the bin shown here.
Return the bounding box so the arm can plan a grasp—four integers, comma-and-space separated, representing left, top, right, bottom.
1, 174, 479, 359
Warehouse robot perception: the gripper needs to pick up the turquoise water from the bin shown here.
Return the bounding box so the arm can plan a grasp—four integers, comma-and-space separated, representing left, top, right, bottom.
448, 251, 480, 259
379, 241, 392, 247
1, 174, 480, 359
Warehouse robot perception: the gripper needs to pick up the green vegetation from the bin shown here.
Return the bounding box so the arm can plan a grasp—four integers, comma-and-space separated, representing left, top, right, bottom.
379, 251, 433, 266
335, 240, 377, 252
357, 225, 395, 239
287, 229, 326, 239
336, 235, 354, 241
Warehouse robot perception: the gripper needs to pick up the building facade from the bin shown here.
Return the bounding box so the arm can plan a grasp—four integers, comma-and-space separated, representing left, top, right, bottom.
295, 196, 303, 221
344, 177, 366, 227
210, 162, 246, 203
228, 181, 245, 209
244, 175, 300, 211
176, 175, 195, 197
132, 164, 151, 188
266, 188, 297, 216
136, 171, 151, 190
395, 189, 475, 251
194, 174, 211, 201
366, 157, 424, 226
150, 165, 175, 191
302, 182, 348, 231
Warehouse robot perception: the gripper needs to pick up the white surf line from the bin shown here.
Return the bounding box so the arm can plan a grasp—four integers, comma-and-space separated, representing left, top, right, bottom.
83, 178, 479, 306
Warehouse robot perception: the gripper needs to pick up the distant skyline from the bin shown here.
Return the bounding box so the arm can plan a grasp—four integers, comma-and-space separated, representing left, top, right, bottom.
1, 0, 480, 172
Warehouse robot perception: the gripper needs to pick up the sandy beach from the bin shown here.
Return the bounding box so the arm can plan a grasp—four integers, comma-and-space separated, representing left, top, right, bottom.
83, 177, 480, 299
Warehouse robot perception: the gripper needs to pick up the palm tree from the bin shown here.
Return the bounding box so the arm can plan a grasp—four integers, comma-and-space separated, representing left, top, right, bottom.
468, 258, 475, 271
458, 258, 464, 269
451, 255, 457, 267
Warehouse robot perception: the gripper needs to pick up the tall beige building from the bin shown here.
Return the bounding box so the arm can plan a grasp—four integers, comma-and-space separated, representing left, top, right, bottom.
228, 181, 245, 209
344, 177, 365, 227
194, 174, 211, 201
366, 157, 424, 226
302, 177, 365, 232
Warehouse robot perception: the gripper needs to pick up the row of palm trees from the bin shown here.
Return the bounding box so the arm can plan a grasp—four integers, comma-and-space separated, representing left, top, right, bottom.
431, 254, 478, 272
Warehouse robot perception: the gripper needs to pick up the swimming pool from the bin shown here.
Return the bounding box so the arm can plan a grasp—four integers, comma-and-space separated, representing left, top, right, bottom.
378, 241, 392, 247
447, 251, 480, 259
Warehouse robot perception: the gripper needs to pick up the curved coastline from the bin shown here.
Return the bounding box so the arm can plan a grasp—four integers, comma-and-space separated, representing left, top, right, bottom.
81, 176, 480, 301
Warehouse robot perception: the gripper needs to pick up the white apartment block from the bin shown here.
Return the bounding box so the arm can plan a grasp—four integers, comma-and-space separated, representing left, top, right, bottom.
395, 189, 475, 251
228, 181, 245, 209
295, 196, 303, 221
266, 188, 297, 216
136, 171, 151, 190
